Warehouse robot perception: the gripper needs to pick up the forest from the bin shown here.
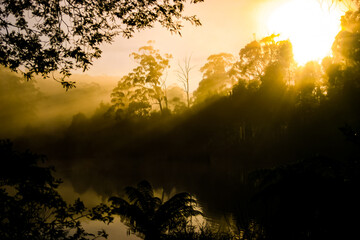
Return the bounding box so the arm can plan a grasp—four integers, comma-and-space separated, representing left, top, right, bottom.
1, 0, 360, 240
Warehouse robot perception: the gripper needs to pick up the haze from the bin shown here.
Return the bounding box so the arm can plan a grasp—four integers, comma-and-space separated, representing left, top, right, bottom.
1, 0, 359, 240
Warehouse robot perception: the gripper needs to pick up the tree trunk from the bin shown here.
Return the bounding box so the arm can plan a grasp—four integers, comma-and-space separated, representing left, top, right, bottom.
158, 98, 163, 113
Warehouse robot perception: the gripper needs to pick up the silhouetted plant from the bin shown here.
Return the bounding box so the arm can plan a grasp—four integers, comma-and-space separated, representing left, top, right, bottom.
230, 35, 294, 92
109, 42, 172, 118
164, 224, 234, 240
109, 180, 202, 240
0, 139, 112, 240
249, 156, 360, 240
0, 0, 203, 85
194, 53, 235, 104
176, 55, 195, 108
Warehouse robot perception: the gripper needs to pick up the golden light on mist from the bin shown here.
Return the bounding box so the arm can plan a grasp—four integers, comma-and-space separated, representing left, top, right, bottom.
266, 0, 344, 65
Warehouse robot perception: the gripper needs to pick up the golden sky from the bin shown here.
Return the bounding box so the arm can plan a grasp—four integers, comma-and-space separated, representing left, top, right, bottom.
73, 0, 263, 91
73, 0, 346, 92
14, 1, 350, 239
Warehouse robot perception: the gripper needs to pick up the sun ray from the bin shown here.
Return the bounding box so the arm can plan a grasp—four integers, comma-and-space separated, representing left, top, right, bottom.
265, 0, 345, 65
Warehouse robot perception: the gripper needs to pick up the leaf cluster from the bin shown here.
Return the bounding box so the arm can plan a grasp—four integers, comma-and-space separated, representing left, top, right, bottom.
109, 180, 202, 240
0, 0, 203, 82
109, 44, 171, 118
0, 139, 112, 240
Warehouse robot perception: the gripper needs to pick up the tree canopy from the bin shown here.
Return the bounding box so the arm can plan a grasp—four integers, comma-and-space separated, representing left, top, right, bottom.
230, 35, 294, 91
109, 43, 171, 118
0, 0, 203, 88
194, 53, 235, 104
2, 3, 360, 240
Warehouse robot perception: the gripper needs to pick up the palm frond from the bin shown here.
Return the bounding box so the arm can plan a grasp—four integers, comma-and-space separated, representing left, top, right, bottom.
137, 180, 154, 198
125, 180, 163, 216
109, 181, 202, 239
109, 196, 149, 236
155, 192, 202, 232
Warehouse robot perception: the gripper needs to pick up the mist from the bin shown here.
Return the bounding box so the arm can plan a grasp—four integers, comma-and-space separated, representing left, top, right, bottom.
1, 1, 360, 239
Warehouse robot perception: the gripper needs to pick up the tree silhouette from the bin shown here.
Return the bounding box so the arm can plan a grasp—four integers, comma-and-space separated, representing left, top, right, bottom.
0, 68, 40, 137
332, 9, 360, 66
194, 53, 235, 104
176, 56, 195, 108
0, 139, 112, 240
109, 180, 202, 240
249, 156, 360, 240
326, 7, 360, 118
230, 35, 294, 94
0, 0, 203, 87
110, 75, 153, 119
294, 61, 324, 110
166, 85, 188, 114
109, 43, 172, 118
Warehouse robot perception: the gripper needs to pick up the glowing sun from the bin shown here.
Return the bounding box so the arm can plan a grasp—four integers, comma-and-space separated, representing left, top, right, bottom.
266, 0, 344, 65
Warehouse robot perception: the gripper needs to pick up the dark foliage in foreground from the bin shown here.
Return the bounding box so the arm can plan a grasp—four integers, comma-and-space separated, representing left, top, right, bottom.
164, 226, 234, 240
2, 5, 360, 240
109, 180, 202, 240
248, 155, 360, 240
0, 139, 112, 240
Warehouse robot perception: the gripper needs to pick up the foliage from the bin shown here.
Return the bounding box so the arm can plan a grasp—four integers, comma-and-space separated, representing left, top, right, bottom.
164, 224, 234, 240
194, 53, 235, 103
0, 139, 112, 240
324, 8, 360, 112
165, 85, 188, 114
109, 43, 171, 118
3, 5, 360, 240
332, 8, 360, 65
0, 0, 203, 85
249, 155, 360, 240
110, 76, 153, 118
294, 61, 325, 109
230, 35, 294, 93
0, 67, 40, 137
109, 180, 202, 240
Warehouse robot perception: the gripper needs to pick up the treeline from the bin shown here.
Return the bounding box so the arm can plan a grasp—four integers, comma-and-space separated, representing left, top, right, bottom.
4, 4, 359, 210
1, 6, 360, 240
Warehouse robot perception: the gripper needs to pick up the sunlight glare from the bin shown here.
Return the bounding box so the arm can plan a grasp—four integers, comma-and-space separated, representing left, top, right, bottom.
266, 0, 344, 65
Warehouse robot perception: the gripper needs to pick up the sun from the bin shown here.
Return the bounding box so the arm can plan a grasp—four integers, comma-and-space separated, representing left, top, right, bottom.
266, 0, 344, 65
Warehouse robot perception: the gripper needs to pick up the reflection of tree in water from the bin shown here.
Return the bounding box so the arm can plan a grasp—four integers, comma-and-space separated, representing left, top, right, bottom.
248, 155, 360, 240
0, 140, 112, 240
1, 1, 360, 240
